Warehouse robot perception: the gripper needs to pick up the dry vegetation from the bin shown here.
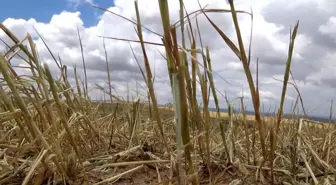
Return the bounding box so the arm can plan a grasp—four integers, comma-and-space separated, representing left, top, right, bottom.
1, 0, 336, 184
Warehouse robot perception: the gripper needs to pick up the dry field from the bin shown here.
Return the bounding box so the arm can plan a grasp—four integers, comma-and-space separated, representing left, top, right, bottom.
1, 1, 336, 185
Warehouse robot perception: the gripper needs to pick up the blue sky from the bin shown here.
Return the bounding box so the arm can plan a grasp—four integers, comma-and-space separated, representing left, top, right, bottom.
0, 0, 115, 27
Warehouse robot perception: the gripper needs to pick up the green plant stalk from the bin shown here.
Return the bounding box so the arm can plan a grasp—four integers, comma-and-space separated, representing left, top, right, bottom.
184, 8, 197, 108
103, 38, 113, 105
147, 92, 152, 118
191, 42, 197, 111
158, 0, 175, 89
170, 22, 197, 183
252, 119, 256, 165
193, 16, 223, 169
177, 51, 198, 185
179, 0, 204, 160
270, 126, 275, 185
200, 72, 212, 181
191, 40, 204, 129
185, 16, 206, 158
228, 103, 235, 163
134, 0, 169, 150
227, 0, 266, 158
205, 46, 230, 161
247, 8, 254, 66
288, 72, 306, 117
171, 72, 183, 185
240, 97, 250, 164
74, 65, 83, 98
128, 42, 152, 120
77, 27, 88, 99
108, 102, 119, 149
276, 21, 299, 133
190, 49, 205, 160
330, 99, 333, 123
128, 99, 140, 148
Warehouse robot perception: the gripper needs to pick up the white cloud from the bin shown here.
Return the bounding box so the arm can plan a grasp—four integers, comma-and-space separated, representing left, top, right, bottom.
66, 0, 97, 9
319, 16, 336, 41
1, 0, 336, 117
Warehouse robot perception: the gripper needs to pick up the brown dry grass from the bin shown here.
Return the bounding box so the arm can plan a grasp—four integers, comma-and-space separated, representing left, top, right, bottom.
1, 1, 336, 184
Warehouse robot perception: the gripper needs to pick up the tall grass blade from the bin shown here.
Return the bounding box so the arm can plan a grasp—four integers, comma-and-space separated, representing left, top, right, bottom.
134, 0, 169, 150
77, 27, 88, 99
276, 21, 299, 132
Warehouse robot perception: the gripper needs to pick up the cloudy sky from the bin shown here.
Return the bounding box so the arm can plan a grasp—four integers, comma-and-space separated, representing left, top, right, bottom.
1, 0, 336, 117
